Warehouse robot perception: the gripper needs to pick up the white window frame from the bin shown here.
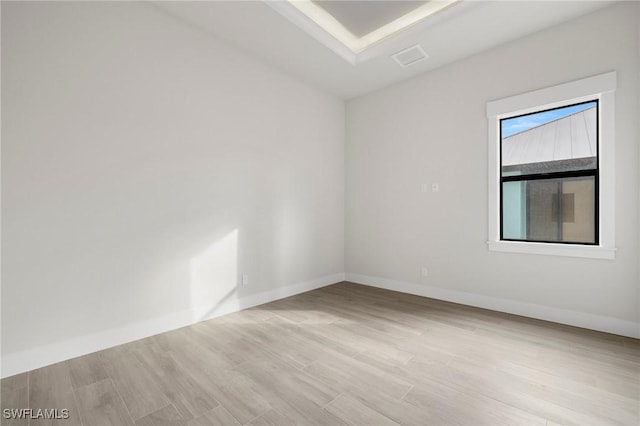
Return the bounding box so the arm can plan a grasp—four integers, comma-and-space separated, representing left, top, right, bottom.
486, 72, 616, 259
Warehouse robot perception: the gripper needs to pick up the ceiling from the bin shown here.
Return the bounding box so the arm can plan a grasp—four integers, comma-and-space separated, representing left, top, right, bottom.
153, 1, 614, 99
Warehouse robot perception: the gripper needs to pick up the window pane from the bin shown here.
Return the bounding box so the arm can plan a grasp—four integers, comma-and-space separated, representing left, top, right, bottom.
501, 101, 597, 177
502, 181, 527, 240
502, 176, 595, 244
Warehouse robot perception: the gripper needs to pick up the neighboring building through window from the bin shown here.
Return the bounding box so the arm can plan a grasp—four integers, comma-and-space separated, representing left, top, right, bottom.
500, 101, 598, 245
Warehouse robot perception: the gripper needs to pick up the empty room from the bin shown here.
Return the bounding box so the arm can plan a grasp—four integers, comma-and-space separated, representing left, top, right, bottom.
1, 1, 639, 425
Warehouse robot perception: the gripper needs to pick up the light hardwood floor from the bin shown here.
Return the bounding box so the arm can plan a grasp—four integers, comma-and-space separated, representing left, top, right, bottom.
2, 282, 639, 425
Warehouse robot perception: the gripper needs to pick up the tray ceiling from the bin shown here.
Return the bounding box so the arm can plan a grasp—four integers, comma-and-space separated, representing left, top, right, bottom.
153, 1, 615, 99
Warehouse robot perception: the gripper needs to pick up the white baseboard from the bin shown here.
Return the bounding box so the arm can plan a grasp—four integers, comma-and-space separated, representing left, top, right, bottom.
0, 273, 345, 378
345, 273, 640, 339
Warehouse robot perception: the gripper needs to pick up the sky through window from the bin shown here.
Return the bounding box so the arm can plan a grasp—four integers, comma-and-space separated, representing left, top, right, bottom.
501, 101, 596, 138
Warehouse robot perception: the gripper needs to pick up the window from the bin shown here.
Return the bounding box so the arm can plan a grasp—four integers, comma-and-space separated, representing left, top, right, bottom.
487, 72, 616, 259
501, 101, 598, 245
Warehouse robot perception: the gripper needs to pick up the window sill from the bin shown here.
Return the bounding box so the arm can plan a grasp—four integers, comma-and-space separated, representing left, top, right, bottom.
487, 240, 616, 260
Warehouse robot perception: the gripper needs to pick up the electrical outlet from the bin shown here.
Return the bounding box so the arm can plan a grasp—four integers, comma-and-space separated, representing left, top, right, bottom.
421, 267, 428, 277
241, 274, 249, 286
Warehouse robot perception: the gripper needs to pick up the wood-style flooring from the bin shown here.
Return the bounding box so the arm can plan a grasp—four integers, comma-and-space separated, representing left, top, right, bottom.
2, 282, 639, 425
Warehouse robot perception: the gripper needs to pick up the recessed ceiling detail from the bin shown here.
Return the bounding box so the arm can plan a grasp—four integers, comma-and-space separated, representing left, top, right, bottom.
266, 0, 461, 65
313, 1, 428, 38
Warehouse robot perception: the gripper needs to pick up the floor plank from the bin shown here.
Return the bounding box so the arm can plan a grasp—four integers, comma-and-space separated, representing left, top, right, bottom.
0, 372, 29, 426
100, 347, 170, 420
324, 393, 400, 426
186, 406, 240, 426
67, 351, 110, 389
135, 404, 184, 426
132, 343, 219, 420
74, 378, 134, 426
246, 409, 294, 426
28, 362, 81, 426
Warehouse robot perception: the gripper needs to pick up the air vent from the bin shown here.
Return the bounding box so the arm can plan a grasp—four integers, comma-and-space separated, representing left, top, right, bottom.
391, 44, 428, 68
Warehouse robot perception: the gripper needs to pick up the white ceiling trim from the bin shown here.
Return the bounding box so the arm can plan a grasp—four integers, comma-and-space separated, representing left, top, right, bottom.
266, 0, 461, 65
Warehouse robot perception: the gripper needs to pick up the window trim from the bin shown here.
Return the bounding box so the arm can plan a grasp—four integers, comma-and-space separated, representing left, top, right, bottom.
486, 72, 616, 259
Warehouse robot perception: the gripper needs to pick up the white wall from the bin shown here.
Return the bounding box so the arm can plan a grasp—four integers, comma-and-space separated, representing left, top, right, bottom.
1, 1, 344, 375
346, 3, 639, 333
